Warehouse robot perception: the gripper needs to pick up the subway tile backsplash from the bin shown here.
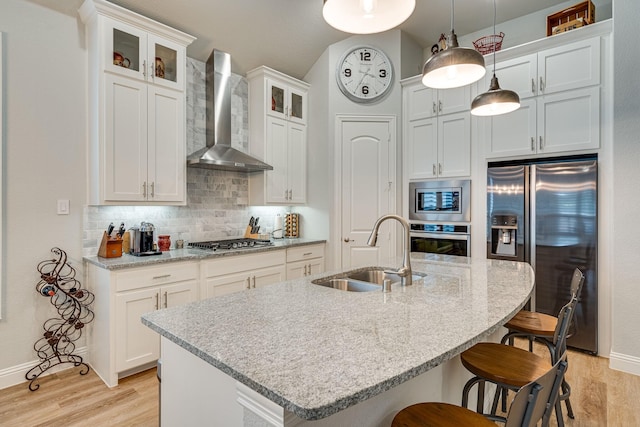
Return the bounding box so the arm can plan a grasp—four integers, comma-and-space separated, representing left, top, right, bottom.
83, 57, 275, 256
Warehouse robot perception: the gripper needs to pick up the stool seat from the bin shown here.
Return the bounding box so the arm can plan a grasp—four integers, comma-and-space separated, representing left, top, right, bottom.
461, 342, 552, 388
392, 402, 497, 427
504, 310, 557, 336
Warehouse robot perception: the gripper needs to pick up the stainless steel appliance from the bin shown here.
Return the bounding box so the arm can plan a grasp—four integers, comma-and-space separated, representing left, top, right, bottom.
188, 238, 273, 251
487, 156, 598, 354
410, 223, 471, 257
409, 179, 471, 222
130, 222, 160, 256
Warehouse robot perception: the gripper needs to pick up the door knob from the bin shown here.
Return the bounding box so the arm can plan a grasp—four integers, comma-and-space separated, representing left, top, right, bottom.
343, 238, 353, 243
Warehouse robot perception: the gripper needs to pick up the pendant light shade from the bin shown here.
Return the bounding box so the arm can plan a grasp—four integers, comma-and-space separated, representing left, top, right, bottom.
422, 31, 486, 89
322, 0, 416, 34
471, 74, 520, 116
470, 0, 520, 116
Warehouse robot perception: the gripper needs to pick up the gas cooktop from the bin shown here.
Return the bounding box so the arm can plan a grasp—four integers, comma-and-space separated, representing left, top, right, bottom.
188, 238, 273, 251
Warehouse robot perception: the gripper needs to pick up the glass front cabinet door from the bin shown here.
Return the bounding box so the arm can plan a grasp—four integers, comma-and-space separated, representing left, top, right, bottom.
103, 17, 185, 91
267, 79, 307, 125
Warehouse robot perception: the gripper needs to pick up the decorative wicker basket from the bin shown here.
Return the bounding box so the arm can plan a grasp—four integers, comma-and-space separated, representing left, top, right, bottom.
473, 32, 505, 55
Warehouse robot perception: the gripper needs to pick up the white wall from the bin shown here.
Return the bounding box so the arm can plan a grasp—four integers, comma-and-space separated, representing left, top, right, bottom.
0, 0, 87, 380
304, 30, 422, 271
610, 0, 640, 375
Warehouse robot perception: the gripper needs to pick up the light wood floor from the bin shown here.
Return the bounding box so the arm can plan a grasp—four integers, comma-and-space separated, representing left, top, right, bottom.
1, 345, 639, 426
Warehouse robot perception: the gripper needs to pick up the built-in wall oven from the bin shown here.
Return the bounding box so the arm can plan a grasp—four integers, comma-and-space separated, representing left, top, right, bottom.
409, 179, 471, 257
410, 223, 471, 257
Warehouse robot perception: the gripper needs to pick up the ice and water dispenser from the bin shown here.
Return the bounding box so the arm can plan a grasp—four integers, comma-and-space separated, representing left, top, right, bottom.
490, 214, 518, 257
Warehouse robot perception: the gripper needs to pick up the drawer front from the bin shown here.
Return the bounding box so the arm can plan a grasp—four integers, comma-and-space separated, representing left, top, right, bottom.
203, 250, 286, 277
116, 261, 199, 292
286, 244, 324, 263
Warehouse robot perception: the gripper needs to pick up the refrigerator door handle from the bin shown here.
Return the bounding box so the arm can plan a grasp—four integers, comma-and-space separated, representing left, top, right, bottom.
529, 165, 536, 310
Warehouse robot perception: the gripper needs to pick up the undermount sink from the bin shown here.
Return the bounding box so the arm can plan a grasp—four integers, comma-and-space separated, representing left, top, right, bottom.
311, 268, 426, 292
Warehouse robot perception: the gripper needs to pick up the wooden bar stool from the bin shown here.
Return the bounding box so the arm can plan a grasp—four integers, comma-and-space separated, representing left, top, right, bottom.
501, 268, 585, 421
391, 356, 568, 427
460, 302, 573, 427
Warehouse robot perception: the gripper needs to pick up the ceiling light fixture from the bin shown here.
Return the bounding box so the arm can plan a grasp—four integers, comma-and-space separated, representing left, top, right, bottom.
422, 0, 485, 89
470, 0, 520, 116
322, 0, 416, 34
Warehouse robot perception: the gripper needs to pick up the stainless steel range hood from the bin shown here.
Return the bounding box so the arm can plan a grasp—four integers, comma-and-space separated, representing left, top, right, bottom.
187, 50, 272, 172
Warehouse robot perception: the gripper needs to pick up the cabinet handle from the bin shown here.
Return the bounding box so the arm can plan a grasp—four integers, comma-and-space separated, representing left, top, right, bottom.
539, 76, 544, 93
432, 102, 436, 114
433, 164, 436, 175
438, 163, 442, 175
143, 60, 147, 78
539, 136, 544, 150
307, 263, 312, 275
143, 182, 147, 198
438, 100, 443, 113
246, 277, 251, 290
288, 189, 292, 200
532, 78, 536, 94
152, 274, 171, 280
531, 137, 535, 151
303, 264, 308, 276
343, 238, 352, 243
303, 252, 312, 256
252, 276, 256, 288
151, 182, 155, 198
163, 291, 168, 308
155, 293, 159, 310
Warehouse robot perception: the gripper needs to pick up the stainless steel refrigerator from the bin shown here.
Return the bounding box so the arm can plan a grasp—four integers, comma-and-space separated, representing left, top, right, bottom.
487, 157, 597, 354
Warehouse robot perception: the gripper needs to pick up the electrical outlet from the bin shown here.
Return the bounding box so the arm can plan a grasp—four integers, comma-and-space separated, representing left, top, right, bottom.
57, 199, 70, 215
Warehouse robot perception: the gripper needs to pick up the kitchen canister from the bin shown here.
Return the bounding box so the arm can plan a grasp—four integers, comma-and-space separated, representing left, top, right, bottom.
158, 235, 171, 251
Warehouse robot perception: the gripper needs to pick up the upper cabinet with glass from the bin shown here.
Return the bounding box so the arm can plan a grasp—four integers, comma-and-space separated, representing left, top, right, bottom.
267, 78, 307, 125
80, 0, 194, 91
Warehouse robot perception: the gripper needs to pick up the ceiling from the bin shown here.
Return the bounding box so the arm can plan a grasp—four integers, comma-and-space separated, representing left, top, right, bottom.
33, 0, 570, 79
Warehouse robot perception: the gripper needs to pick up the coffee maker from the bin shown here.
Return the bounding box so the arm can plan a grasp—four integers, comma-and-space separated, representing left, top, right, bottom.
130, 222, 159, 256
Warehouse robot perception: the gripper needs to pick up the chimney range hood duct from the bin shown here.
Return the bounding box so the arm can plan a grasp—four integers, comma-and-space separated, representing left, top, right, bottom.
187, 50, 272, 172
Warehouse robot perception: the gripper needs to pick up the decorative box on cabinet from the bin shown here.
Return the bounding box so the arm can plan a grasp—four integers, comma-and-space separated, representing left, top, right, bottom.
247, 67, 310, 205
86, 261, 199, 387
202, 251, 287, 298
484, 36, 601, 158
286, 244, 325, 279
79, 0, 195, 205
402, 77, 471, 180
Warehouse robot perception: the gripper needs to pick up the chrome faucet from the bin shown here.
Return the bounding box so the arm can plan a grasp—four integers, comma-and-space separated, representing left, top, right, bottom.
367, 214, 412, 286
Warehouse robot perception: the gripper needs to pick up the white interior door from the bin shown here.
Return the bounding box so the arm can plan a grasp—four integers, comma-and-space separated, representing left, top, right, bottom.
340, 116, 396, 269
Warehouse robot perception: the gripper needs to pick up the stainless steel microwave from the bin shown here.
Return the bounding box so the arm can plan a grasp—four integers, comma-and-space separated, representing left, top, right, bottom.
409, 179, 471, 222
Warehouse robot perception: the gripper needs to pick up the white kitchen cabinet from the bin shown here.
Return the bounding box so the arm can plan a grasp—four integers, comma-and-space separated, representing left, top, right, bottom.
485, 36, 601, 158
202, 250, 287, 298
405, 81, 470, 121
80, 0, 194, 205
286, 243, 325, 279
86, 260, 199, 386
115, 280, 195, 372
402, 77, 471, 181
248, 67, 310, 205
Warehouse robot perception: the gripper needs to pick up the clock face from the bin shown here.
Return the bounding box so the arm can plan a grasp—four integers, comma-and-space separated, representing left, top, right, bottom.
336, 46, 393, 103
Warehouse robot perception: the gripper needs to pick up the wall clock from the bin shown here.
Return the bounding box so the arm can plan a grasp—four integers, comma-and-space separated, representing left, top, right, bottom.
336, 45, 393, 103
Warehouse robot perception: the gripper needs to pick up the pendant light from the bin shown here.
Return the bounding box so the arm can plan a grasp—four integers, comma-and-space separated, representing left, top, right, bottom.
422, 0, 485, 89
471, 0, 520, 116
322, 0, 416, 34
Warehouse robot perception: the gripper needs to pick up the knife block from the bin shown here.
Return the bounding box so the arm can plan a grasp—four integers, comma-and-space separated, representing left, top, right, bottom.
243, 226, 260, 239
98, 231, 123, 258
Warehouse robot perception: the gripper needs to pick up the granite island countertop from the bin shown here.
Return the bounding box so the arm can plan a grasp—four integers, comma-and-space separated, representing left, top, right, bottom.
141, 254, 534, 421
83, 238, 326, 270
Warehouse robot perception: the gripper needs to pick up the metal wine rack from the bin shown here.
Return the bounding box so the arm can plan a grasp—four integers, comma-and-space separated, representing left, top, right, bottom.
25, 248, 95, 391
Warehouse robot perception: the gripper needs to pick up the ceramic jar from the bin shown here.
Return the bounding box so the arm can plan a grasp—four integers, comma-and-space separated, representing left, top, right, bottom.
158, 235, 171, 252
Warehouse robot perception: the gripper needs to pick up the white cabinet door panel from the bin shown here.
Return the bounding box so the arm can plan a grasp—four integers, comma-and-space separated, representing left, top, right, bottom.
439, 112, 470, 178
538, 86, 600, 153
407, 118, 437, 180
491, 53, 538, 99
288, 122, 307, 203
115, 287, 159, 372
266, 116, 288, 203
489, 98, 537, 158
538, 37, 600, 95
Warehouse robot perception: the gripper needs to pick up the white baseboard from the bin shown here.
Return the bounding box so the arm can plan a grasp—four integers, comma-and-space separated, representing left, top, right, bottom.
609, 351, 640, 377
0, 346, 88, 390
